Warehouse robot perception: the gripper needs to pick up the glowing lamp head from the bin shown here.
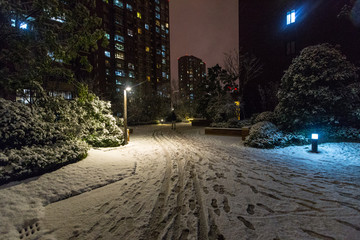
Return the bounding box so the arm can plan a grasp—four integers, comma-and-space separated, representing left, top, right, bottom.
311, 134, 319, 140
125, 87, 131, 91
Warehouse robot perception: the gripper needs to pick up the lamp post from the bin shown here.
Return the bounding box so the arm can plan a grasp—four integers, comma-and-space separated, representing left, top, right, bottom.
124, 87, 131, 145
311, 133, 319, 153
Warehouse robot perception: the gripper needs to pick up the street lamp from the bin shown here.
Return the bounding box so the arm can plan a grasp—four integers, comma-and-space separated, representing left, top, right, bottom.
124, 87, 131, 145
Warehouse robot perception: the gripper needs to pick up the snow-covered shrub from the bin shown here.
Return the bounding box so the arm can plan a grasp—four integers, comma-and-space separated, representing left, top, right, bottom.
254, 111, 275, 124
38, 94, 124, 147
244, 121, 309, 149
77, 95, 124, 147
275, 44, 359, 130
0, 98, 89, 184
0, 98, 67, 150
0, 140, 88, 184
207, 94, 237, 123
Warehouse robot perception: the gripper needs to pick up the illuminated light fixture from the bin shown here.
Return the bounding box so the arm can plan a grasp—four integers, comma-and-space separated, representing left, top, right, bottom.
311, 133, 319, 153
126, 87, 131, 91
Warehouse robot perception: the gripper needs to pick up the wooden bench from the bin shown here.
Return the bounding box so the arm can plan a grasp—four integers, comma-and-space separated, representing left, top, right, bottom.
205, 127, 250, 140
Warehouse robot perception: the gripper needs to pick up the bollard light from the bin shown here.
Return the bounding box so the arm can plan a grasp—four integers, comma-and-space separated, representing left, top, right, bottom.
311, 133, 319, 153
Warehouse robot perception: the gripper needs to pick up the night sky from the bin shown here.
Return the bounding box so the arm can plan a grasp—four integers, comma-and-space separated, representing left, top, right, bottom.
169, 0, 239, 85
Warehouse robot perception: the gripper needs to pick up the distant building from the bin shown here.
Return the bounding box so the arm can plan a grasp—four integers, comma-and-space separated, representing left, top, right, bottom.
239, 0, 360, 114
95, 0, 171, 116
178, 55, 206, 110
2, 0, 171, 118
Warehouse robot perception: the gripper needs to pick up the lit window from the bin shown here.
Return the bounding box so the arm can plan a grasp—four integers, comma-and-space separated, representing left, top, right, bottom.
138, 28, 142, 34
161, 51, 166, 57
106, 69, 110, 75
162, 72, 166, 77
165, 23, 169, 28
137, 12, 142, 19
156, 49, 161, 55
105, 33, 110, 39
19, 22, 28, 29
115, 70, 126, 77
155, 6, 160, 12
147, 76, 151, 81
145, 46, 150, 52
116, 62, 123, 68
162, 59, 166, 64
155, 13, 160, 19
155, 0, 159, 4
157, 63, 161, 68
166, 29, 169, 34
287, 10, 296, 25
129, 71, 135, 78
115, 52, 125, 60
145, 24, 149, 30
115, 43, 124, 51
128, 63, 135, 70
105, 60, 110, 67
103, 0, 109, 3
156, 20, 160, 26
161, 24, 165, 30
127, 29, 133, 37
105, 51, 111, 57
161, 45, 166, 51
114, 34, 124, 42
126, 4, 132, 11
116, 79, 122, 85
114, 0, 123, 8
156, 27, 160, 33
11, 18, 16, 27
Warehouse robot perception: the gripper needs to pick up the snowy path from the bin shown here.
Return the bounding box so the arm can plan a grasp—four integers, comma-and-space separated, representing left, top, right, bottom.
1, 123, 360, 239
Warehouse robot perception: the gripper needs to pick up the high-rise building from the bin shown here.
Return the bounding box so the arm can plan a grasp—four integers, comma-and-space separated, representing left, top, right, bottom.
178, 55, 206, 110
95, 0, 171, 116
239, 0, 360, 114
1, 0, 170, 120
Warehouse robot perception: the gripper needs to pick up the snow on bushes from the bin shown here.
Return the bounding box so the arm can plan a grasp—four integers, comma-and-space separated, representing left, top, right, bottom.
254, 111, 275, 124
244, 121, 309, 149
0, 98, 88, 184
0, 94, 124, 184
0, 98, 67, 149
0, 141, 87, 184
275, 44, 360, 130
39, 93, 124, 147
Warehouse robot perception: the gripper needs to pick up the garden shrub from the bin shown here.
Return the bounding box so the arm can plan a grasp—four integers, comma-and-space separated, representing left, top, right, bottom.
275, 44, 359, 130
254, 111, 275, 124
244, 121, 309, 149
0, 98, 89, 184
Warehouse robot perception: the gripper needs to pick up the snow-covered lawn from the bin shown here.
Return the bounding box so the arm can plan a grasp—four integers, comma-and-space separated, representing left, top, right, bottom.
0, 123, 359, 239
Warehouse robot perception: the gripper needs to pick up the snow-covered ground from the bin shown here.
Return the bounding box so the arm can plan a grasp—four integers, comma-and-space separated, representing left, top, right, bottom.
0, 123, 359, 240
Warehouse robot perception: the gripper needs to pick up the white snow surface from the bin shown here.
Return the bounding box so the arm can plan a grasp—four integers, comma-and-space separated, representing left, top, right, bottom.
0, 123, 359, 240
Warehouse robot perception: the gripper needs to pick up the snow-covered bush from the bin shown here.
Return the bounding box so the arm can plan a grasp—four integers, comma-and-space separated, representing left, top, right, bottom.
0, 98, 88, 184
38, 93, 124, 147
254, 111, 275, 124
275, 44, 360, 130
0, 98, 67, 150
244, 121, 309, 149
207, 94, 237, 123
0, 141, 88, 184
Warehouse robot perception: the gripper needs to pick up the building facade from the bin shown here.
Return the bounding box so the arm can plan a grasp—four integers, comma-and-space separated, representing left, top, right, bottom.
239, 0, 360, 114
178, 55, 206, 110
95, 0, 171, 116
